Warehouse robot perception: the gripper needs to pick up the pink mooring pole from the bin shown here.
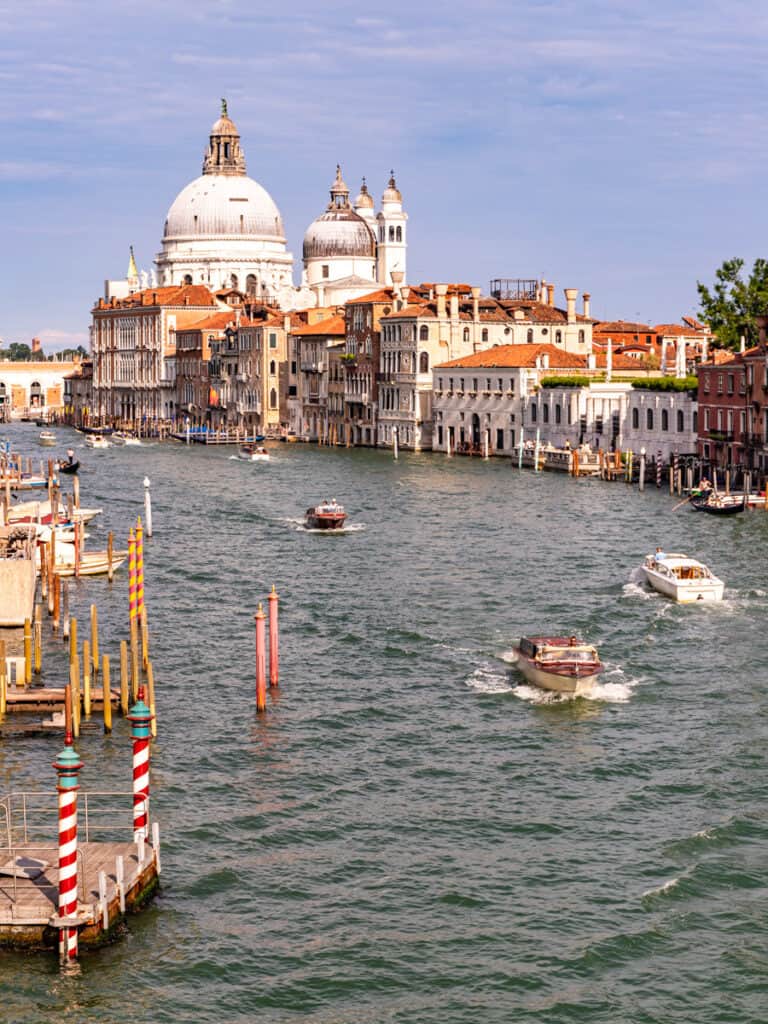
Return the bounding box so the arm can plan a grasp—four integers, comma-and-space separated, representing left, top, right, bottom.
268, 585, 279, 687
255, 604, 266, 712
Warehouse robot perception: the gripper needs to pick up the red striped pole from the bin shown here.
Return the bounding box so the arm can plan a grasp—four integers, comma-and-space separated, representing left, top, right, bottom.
268, 585, 279, 687
127, 688, 152, 841
53, 731, 83, 962
255, 604, 266, 712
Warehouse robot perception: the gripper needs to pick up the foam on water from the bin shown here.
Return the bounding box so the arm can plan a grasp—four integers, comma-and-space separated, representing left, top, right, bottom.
642, 876, 681, 899
281, 516, 365, 534
623, 565, 653, 600
465, 663, 514, 694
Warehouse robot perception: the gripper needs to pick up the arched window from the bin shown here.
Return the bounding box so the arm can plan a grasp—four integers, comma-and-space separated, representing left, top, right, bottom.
30, 381, 42, 406
419, 351, 429, 373
269, 360, 276, 375
632, 407, 639, 429
419, 324, 429, 341
647, 408, 654, 430
270, 388, 277, 409
463, 327, 470, 343
578, 329, 585, 344
482, 328, 489, 343
693, 410, 698, 432
230, 274, 238, 289
677, 410, 684, 432
389, 226, 395, 241
527, 328, 534, 343
555, 330, 562, 345
543, 404, 549, 423
555, 404, 561, 424
183, 274, 193, 285
246, 274, 257, 295
530, 401, 537, 423
661, 409, 669, 431
396, 226, 402, 241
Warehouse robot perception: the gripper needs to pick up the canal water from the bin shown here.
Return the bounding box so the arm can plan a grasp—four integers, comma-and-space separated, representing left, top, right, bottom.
1, 424, 766, 1023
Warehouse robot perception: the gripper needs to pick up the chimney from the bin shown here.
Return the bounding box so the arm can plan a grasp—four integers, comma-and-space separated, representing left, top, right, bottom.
435, 284, 447, 319
541, 352, 549, 369
401, 285, 410, 303
756, 315, 768, 348
471, 286, 480, 323
391, 270, 404, 305
660, 337, 668, 374
606, 338, 613, 383
539, 278, 546, 303
564, 288, 577, 324
583, 292, 591, 318
740, 334, 746, 354
547, 283, 555, 306
587, 353, 596, 370
284, 314, 291, 333
449, 293, 459, 320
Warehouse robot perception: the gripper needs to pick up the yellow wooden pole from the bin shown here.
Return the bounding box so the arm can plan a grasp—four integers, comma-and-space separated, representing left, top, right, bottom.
119, 640, 129, 716
33, 604, 42, 675
70, 658, 80, 739
90, 604, 99, 677
0, 639, 6, 716
102, 654, 112, 733
69, 616, 77, 664
82, 639, 91, 717
146, 660, 157, 738
23, 618, 31, 686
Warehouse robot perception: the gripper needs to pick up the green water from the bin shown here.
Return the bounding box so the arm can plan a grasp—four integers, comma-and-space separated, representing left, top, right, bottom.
0, 425, 766, 1023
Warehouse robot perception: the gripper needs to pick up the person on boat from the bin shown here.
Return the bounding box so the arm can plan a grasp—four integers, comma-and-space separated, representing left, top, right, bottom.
66, 448, 75, 464
654, 547, 666, 563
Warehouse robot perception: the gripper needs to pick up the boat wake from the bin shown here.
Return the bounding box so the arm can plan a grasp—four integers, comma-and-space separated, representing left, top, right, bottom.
465, 663, 514, 694
622, 565, 652, 600
497, 650, 639, 704
641, 876, 681, 900
282, 517, 365, 534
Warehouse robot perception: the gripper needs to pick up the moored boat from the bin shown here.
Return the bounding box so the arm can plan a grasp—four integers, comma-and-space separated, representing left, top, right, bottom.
642, 552, 724, 602
512, 635, 603, 696
305, 499, 347, 530
690, 493, 745, 515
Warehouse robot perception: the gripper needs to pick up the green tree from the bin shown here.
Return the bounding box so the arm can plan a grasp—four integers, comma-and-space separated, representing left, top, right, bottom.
697, 257, 768, 350
7, 342, 32, 361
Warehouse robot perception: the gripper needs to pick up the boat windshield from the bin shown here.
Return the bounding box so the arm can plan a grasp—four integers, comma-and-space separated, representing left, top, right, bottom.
671, 565, 711, 580
538, 648, 597, 663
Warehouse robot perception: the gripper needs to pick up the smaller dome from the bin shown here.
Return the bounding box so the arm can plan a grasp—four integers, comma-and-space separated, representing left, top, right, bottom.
354, 178, 374, 210
382, 171, 402, 203
211, 114, 238, 135
303, 209, 375, 260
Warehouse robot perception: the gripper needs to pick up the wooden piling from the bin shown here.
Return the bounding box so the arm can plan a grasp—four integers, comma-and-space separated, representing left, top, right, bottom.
268, 585, 279, 687
0, 640, 6, 716
69, 616, 77, 664
53, 573, 61, 632
40, 545, 48, 601
107, 532, 114, 582
90, 604, 99, 676
83, 639, 91, 717
255, 604, 267, 712
103, 655, 112, 733
146, 660, 157, 738
120, 640, 129, 714
33, 605, 42, 675
23, 618, 31, 686
70, 661, 80, 739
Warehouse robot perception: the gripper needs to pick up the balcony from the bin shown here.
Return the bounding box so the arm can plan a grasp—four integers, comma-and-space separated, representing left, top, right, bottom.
707, 430, 734, 443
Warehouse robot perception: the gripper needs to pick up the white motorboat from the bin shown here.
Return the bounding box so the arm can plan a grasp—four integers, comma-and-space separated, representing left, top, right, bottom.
512, 635, 603, 696
85, 434, 111, 449
112, 432, 143, 446
38, 430, 57, 447
642, 552, 724, 603
237, 445, 270, 462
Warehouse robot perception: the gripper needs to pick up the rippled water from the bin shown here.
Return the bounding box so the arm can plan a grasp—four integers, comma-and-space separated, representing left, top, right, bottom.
1, 425, 766, 1023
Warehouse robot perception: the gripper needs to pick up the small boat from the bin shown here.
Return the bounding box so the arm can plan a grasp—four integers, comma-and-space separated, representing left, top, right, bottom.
38, 430, 57, 447
37, 543, 128, 577
642, 552, 724, 603
237, 445, 270, 462
305, 499, 347, 530
58, 459, 80, 475
85, 434, 111, 449
691, 493, 745, 515
112, 432, 143, 446
512, 635, 603, 696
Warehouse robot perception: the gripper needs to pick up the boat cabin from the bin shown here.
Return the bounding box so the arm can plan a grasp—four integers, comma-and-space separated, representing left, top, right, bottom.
519, 636, 599, 664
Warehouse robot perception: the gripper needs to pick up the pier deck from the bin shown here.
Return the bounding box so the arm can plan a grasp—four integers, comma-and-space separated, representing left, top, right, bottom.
0, 839, 159, 948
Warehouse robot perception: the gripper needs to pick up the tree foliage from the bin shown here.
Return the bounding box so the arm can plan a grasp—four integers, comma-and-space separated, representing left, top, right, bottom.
697, 257, 768, 350
0, 342, 33, 361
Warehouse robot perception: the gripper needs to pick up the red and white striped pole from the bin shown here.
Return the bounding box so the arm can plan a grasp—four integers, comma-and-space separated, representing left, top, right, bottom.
255, 604, 266, 712
127, 687, 152, 841
268, 585, 279, 688
53, 730, 83, 962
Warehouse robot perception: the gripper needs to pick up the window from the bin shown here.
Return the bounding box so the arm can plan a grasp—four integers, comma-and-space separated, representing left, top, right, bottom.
578, 329, 585, 344
419, 352, 429, 373
543, 404, 549, 423
246, 274, 257, 295
693, 410, 698, 432
499, 378, 505, 392
322, 265, 329, 279
389, 226, 395, 241
555, 330, 562, 345
740, 411, 747, 435
555, 404, 561, 425
472, 378, 478, 392
419, 324, 429, 341
396, 226, 402, 242
449, 378, 453, 392
661, 409, 669, 431
230, 274, 238, 289
647, 408, 654, 430
291, 360, 297, 375
269, 333, 277, 349
717, 374, 723, 394
183, 274, 193, 285
269, 360, 276, 375
463, 327, 470, 343
632, 407, 639, 429
703, 374, 710, 393
704, 409, 710, 430
459, 378, 465, 392
527, 328, 534, 343
496, 428, 504, 449
677, 410, 684, 432
531, 402, 537, 423
727, 374, 734, 395
482, 328, 489, 343
270, 388, 277, 409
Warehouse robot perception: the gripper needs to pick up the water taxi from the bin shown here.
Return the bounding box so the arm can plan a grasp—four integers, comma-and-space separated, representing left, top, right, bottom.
512, 635, 603, 696
642, 552, 724, 602
237, 445, 270, 462
305, 499, 347, 530
38, 430, 57, 447
85, 435, 111, 450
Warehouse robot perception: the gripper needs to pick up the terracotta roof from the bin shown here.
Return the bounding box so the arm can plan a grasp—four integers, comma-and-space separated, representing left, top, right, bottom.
593, 320, 652, 334
291, 314, 346, 337
345, 289, 394, 305
653, 323, 703, 336
175, 312, 234, 332
435, 344, 588, 370
594, 350, 644, 370
95, 284, 218, 310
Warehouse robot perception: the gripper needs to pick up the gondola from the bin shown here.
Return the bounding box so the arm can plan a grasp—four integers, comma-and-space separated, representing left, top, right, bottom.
58, 460, 80, 475
691, 494, 745, 515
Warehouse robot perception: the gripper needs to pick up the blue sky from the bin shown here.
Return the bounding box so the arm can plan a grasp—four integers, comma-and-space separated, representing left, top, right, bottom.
2, 0, 767, 349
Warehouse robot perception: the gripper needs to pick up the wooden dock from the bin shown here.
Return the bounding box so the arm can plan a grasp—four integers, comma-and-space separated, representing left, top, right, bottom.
2, 685, 117, 715
0, 793, 159, 950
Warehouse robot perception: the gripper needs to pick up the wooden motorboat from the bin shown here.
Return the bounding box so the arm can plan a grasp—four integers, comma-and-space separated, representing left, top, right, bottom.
38, 430, 57, 447
305, 500, 347, 530
40, 543, 127, 577
112, 432, 143, 446
85, 434, 111, 449
237, 445, 270, 462
642, 552, 724, 603
8, 500, 102, 526
512, 635, 603, 696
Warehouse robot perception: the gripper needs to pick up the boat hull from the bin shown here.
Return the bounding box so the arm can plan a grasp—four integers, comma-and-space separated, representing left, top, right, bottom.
642, 566, 724, 603
512, 652, 600, 696
305, 511, 347, 530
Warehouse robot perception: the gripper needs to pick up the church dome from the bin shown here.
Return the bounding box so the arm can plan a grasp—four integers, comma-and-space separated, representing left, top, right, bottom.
382, 172, 402, 203
354, 179, 374, 210
163, 174, 286, 241
303, 210, 375, 259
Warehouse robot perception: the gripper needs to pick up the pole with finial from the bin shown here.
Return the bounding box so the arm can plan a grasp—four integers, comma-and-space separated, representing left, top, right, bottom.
127, 688, 152, 843
268, 585, 279, 687
255, 604, 267, 712
53, 726, 84, 962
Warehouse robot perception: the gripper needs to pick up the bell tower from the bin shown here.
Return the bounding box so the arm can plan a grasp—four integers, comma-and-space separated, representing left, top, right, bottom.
202, 98, 247, 177
376, 172, 407, 285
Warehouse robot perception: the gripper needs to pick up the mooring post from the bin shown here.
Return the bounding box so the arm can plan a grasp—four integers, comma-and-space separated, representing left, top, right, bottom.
53, 732, 84, 963
255, 604, 267, 712
102, 655, 112, 733
127, 688, 152, 842
82, 639, 91, 718
107, 532, 114, 583
23, 618, 31, 686
393, 426, 399, 460
268, 585, 279, 687
0, 639, 6, 716
120, 640, 129, 714
143, 477, 153, 537
136, 517, 148, 668
639, 448, 646, 492
62, 581, 70, 640
90, 604, 99, 678
656, 449, 662, 488
128, 530, 139, 698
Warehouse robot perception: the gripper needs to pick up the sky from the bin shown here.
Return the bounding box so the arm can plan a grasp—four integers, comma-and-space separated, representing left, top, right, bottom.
2, 0, 768, 350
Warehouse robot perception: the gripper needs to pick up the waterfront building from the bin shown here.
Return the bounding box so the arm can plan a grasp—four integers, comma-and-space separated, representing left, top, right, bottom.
175, 311, 235, 424
327, 340, 348, 445
696, 341, 768, 473
292, 315, 345, 441
155, 102, 297, 305
62, 359, 93, 428
91, 284, 225, 424
0, 359, 77, 420
343, 288, 395, 446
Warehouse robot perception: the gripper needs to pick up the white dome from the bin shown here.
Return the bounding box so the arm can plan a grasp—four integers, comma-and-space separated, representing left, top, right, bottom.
303, 210, 375, 260
163, 174, 285, 242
